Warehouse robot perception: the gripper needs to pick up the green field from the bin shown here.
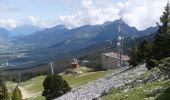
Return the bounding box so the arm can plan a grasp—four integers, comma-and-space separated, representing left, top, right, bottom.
12, 67, 110, 100
20, 67, 109, 93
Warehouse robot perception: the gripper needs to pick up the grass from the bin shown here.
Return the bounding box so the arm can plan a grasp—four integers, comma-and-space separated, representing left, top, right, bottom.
19, 67, 109, 93
155, 86, 170, 100
15, 67, 109, 100
6, 81, 17, 93
101, 78, 170, 100
6, 81, 18, 98
63, 70, 108, 87
26, 96, 45, 100
20, 76, 45, 93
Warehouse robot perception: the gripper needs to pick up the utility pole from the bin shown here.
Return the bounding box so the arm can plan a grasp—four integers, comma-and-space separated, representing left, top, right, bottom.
117, 19, 124, 69
49, 62, 54, 75
19, 73, 21, 83
49, 56, 55, 75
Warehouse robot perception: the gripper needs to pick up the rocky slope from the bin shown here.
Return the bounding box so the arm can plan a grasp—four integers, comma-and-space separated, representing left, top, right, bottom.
54, 64, 147, 100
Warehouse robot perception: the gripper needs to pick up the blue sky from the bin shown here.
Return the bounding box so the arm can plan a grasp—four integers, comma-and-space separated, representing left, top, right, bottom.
0, 0, 169, 30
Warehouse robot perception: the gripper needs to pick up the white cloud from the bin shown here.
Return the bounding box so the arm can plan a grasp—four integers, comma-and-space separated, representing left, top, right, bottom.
57, 0, 120, 28
57, 0, 169, 30
0, 18, 19, 28
26, 16, 55, 28
120, 0, 167, 30
0, 0, 169, 30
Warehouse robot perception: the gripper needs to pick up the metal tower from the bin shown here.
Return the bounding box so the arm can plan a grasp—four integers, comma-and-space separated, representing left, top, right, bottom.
117, 19, 124, 69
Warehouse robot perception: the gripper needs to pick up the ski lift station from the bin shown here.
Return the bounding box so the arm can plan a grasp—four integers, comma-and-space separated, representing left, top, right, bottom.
101, 52, 129, 70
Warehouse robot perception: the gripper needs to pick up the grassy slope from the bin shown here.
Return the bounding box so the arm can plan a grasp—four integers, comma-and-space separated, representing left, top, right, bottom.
156, 86, 170, 100
102, 80, 170, 100
6, 81, 17, 98
7, 67, 170, 100
20, 67, 109, 93
101, 69, 170, 100
16, 67, 109, 100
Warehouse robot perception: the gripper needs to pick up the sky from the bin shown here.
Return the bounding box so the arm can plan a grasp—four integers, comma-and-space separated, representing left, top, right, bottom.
0, 0, 169, 30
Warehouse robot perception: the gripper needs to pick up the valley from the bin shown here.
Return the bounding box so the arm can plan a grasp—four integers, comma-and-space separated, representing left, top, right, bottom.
0, 1, 170, 100
0, 20, 157, 70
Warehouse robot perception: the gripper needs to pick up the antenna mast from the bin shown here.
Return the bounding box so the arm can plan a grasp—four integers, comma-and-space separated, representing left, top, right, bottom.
117, 19, 124, 69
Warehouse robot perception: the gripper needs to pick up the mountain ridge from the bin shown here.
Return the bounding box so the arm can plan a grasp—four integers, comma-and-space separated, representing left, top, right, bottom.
14, 20, 157, 50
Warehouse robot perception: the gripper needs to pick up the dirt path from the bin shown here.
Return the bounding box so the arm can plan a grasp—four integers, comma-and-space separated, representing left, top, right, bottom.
18, 87, 41, 99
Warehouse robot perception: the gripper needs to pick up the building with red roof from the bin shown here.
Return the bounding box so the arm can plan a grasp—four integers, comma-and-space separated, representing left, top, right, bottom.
101, 52, 129, 70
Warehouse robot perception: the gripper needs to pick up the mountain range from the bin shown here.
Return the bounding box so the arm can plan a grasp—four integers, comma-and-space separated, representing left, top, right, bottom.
13, 20, 157, 50
0, 19, 158, 68
10, 24, 43, 36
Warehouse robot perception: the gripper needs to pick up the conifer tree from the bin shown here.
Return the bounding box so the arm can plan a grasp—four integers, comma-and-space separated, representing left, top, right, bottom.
0, 78, 8, 100
12, 86, 22, 100
42, 74, 71, 100
153, 2, 170, 60
139, 39, 152, 62
128, 38, 140, 67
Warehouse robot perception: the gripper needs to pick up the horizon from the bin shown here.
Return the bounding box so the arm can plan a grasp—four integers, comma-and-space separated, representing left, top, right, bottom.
0, 0, 169, 30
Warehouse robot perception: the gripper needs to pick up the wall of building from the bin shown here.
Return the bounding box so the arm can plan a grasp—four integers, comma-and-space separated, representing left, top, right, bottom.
101, 54, 117, 70
101, 54, 129, 70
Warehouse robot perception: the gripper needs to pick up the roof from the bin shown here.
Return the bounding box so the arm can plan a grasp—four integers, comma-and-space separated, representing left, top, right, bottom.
102, 52, 129, 61
71, 59, 79, 64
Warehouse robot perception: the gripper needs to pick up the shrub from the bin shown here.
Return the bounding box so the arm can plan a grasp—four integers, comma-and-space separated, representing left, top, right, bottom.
159, 57, 170, 77
12, 86, 22, 100
0, 78, 8, 100
42, 74, 71, 100
146, 59, 158, 70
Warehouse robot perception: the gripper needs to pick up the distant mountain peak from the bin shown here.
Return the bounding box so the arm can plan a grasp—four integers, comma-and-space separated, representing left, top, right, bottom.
53, 25, 67, 29
10, 24, 43, 36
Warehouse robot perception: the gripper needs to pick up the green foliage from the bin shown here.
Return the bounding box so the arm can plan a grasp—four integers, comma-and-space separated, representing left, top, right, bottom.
102, 79, 170, 100
12, 86, 22, 100
155, 86, 170, 100
146, 59, 158, 70
42, 74, 71, 100
159, 57, 170, 76
144, 2, 170, 70
139, 39, 152, 62
137, 39, 154, 70
153, 2, 170, 60
128, 38, 140, 67
0, 78, 8, 100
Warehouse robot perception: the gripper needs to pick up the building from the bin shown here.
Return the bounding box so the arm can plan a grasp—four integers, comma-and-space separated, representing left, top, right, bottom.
101, 52, 129, 70
71, 59, 79, 68
71, 59, 80, 71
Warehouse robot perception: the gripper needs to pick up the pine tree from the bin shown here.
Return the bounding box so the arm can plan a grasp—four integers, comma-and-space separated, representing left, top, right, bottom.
0, 78, 8, 100
12, 86, 22, 100
153, 2, 170, 60
128, 38, 140, 67
139, 39, 152, 62
42, 74, 71, 100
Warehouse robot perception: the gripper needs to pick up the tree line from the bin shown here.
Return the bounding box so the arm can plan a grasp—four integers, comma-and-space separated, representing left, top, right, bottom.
129, 2, 170, 76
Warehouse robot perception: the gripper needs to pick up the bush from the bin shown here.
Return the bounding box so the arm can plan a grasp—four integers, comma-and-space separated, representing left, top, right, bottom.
12, 86, 22, 100
146, 59, 158, 70
42, 74, 71, 100
159, 57, 170, 77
